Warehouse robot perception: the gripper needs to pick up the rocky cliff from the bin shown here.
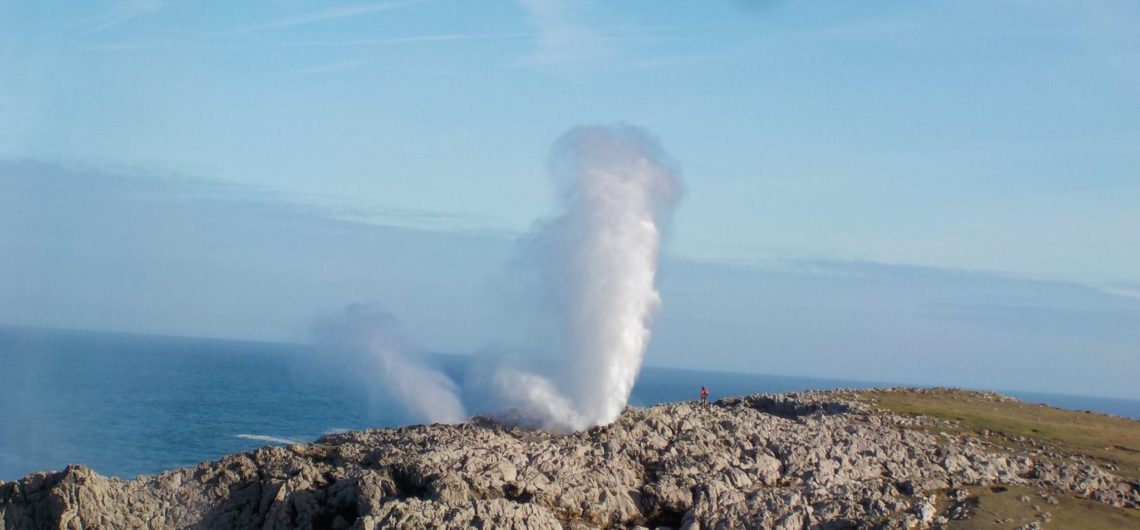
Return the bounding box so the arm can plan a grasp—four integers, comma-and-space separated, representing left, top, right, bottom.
2, 389, 1137, 529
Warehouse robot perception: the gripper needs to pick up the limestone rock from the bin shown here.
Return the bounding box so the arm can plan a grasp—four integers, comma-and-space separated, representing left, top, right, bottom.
2, 390, 1135, 529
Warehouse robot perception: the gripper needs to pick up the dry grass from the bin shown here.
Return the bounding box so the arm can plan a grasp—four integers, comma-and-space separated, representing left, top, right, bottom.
842, 388, 1140, 529
851, 388, 1140, 481
941, 485, 1140, 530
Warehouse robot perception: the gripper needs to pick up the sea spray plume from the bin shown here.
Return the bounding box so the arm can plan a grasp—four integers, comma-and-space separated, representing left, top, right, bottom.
499, 125, 681, 430
551, 126, 681, 426
307, 304, 467, 424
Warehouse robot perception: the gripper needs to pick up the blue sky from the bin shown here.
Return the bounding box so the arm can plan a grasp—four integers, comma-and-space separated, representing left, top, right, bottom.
1, 1, 1138, 397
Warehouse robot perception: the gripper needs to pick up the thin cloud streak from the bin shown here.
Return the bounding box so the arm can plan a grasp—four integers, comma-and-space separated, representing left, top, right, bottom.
80, 40, 209, 52
234, 0, 425, 34
270, 32, 532, 47
630, 53, 725, 70
267, 24, 745, 50
1099, 283, 1140, 300
515, 0, 608, 65
84, 23, 749, 56
285, 59, 374, 77
82, 0, 165, 35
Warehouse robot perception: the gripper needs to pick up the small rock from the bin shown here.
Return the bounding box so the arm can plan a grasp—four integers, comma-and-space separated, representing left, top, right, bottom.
914, 500, 936, 525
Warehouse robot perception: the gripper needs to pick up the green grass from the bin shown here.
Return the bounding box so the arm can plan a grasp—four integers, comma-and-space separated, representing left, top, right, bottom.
850, 388, 1140, 481
842, 388, 1140, 530
942, 485, 1140, 530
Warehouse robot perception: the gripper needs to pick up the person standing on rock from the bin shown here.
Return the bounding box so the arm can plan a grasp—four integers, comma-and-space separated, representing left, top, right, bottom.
699, 386, 709, 407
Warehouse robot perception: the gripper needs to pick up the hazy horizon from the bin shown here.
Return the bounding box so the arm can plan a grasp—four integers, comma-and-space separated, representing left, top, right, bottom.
2, 159, 1137, 400
7, 323, 1140, 406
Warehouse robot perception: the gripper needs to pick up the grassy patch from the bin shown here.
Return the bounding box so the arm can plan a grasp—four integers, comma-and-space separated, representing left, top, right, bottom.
840, 388, 1140, 529
849, 388, 1140, 481
943, 485, 1140, 530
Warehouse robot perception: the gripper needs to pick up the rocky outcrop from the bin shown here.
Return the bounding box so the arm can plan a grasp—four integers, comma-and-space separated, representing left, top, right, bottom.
2, 390, 1136, 529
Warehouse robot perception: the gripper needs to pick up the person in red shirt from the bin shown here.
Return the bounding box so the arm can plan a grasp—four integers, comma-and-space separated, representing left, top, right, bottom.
699, 386, 709, 406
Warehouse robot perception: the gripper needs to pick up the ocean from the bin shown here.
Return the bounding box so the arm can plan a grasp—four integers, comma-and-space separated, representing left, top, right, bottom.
2, 325, 1137, 482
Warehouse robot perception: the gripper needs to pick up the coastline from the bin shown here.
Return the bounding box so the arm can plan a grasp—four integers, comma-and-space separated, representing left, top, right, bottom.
2, 388, 1137, 529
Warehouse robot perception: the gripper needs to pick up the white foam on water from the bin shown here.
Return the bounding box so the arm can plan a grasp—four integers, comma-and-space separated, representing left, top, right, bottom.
236, 434, 300, 445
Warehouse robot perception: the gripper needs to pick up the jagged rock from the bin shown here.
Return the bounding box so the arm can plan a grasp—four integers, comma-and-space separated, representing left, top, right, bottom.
1, 390, 1136, 529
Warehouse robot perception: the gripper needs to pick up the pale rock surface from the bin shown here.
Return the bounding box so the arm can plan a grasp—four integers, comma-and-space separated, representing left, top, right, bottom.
2, 390, 1136, 529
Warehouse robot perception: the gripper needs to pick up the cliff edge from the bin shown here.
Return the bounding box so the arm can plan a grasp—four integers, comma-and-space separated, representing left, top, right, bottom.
2, 388, 1138, 529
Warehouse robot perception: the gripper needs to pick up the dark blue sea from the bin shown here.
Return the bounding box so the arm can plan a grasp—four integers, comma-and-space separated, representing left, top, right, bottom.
2, 326, 1138, 481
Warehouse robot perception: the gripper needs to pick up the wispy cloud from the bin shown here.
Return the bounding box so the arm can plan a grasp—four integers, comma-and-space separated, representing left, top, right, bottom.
630, 53, 725, 70
1099, 282, 1140, 300
81, 40, 208, 52
274, 32, 532, 76
82, 42, 157, 52
515, 0, 608, 65
0, 158, 506, 236
234, 1, 424, 34
285, 59, 374, 77
270, 32, 531, 47
509, 4, 760, 67
83, 0, 166, 35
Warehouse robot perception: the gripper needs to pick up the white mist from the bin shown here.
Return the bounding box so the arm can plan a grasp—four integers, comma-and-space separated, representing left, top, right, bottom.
497, 125, 681, 430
